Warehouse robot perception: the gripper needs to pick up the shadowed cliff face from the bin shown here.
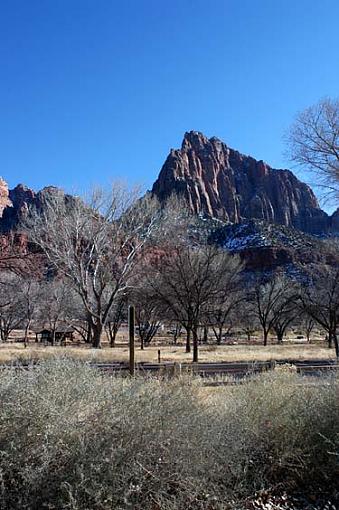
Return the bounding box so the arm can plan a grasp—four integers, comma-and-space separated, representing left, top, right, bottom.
0, 182, 75, 233
152, 131, 332, 234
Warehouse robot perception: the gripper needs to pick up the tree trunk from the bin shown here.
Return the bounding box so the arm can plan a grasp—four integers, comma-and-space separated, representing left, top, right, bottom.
185, 328, 191, 353
276, 332, 283, 344
173, 325, 181, 345
192, 328, 198, 363
85, 315, 93, 344
333, 333, 339, 359
92, 322, 103, 348
263, 329, 268, 346
24, 320, 31, 348
328, 332, 332, 349
203, 326, 208, 344
109, 326, 118, 348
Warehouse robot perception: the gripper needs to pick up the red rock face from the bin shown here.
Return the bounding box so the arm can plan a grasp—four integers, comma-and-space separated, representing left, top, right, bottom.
0, 178, 12, 217
152, 131, 330, 234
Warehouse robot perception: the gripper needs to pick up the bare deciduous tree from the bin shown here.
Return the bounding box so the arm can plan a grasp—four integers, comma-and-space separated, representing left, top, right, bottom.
252, 274, 297, 346
209, 288, 243, 345
36, 280, 73, 344
300, 265, 339, 358
105, 297, 126, 347
286, 97, 339, 201
147, 243, 242, 362
133, 284, 161, 349
0, 273, 26, 342
23, 186, 159, 348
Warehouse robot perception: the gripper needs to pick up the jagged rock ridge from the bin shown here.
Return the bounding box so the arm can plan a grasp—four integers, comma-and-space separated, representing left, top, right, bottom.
152, 131, 337, 234
0, 179, 75, 233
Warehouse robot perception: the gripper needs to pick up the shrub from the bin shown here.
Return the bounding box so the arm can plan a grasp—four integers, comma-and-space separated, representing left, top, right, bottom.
0, 359, 337, 509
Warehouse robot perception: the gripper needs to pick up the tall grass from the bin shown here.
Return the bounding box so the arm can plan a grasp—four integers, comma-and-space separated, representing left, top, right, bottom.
0, 360, 337, 509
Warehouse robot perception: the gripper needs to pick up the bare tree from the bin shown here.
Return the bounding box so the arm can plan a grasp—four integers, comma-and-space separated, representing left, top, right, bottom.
0, 273, 26, 342
286, 97, 339, 201
23, 185, 159, 348
303, 316, 315, 343
252, 274, 297, 346
105, 297, 126, 347
300, 265, 339, 358
133, 284, 161, 349
19, 276, 41, 346
147, 243, 242, 362
37, 280, 73, 345
208, 266, 244, 344
236, 299, 260, 343
272, 302, 297, 344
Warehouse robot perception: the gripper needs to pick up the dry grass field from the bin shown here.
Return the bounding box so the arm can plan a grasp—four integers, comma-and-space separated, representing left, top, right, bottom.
0, 329, 336, 364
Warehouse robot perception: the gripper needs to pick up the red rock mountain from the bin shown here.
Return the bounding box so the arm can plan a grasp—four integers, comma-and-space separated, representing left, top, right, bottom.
152, 131, 336, 234
0, 181, 75, 234
0, 133, 338, 239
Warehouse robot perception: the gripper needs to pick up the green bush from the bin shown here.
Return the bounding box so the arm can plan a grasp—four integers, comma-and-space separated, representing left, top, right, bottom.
0, 360, 337, 509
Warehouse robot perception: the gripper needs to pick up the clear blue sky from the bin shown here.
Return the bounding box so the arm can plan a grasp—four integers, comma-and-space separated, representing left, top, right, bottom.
0, 0, 338, 210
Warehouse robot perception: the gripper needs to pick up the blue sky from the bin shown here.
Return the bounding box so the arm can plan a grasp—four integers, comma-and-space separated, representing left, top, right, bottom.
0, 0, 338, 211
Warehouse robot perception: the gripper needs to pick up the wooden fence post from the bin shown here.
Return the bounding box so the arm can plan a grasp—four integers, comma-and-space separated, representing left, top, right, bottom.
129, 305, 135, 376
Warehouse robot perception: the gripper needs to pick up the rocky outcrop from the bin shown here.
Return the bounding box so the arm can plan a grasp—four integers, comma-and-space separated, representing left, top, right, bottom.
0, 178, 12, 217
0, 181, 75, 233
1, 184, 37, 232
209, 219, 337, 272
152, 131, 330, 234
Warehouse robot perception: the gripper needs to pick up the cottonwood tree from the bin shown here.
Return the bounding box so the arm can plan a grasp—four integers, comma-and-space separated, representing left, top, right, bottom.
272, 300, 298, 344
133, 283, 161, 349
302, 316, 315, 343
0, 273, 26, 341
300, 265, 339, 358
24, 185, 159, 348
209, 286, 244, 345
36, 280, 74, 344
105, 296, 126, 347
252, 274, 297, 346
286, 97, 339, 201
19, 276, 42, 345
236, 299, 260, 342
147, 243, 242, 362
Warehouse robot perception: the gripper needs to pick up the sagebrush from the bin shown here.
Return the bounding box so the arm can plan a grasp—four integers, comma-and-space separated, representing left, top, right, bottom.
0, 360, 338, 509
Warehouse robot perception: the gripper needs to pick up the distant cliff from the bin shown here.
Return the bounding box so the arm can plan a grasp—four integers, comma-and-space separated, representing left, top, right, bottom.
0, 180, 74, 233
152, 131, 338, 234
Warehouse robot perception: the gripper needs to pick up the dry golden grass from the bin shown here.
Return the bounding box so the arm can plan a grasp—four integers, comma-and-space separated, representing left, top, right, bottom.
0, 338, 335, 364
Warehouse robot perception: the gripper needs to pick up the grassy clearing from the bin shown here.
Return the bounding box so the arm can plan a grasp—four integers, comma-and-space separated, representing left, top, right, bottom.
0, 359, 338, 509
0, 340, 335, 364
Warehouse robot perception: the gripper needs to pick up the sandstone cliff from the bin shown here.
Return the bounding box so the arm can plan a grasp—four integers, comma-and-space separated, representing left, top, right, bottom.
152, 131, 331, 234
0, 178, 12, 217
0, 183, 74, 233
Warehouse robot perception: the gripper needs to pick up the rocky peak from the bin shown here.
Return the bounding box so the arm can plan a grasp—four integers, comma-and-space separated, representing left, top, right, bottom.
9, 184, 36, 209
152, 131, 330, 234
0, 181, 72, 233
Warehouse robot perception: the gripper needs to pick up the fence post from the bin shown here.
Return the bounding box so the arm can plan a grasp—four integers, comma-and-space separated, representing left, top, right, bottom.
129, 305, 135, 376
158, 349, 161, 364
